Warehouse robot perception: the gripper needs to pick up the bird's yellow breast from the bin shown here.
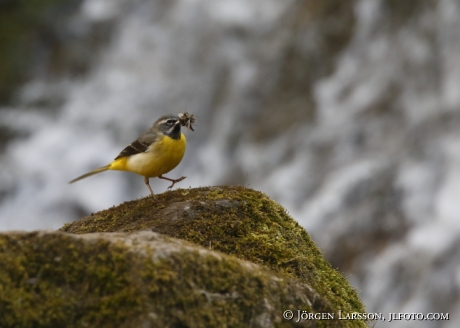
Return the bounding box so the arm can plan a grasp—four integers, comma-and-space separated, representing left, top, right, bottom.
109, 133, 186, 178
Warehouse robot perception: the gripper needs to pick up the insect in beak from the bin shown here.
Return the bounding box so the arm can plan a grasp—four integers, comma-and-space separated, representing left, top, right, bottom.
178, 112, 196, 131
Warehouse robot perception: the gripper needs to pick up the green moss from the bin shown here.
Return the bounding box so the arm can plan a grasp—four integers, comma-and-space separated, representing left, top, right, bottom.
61, 186, 367, 327
0, 233, 145, 327
0, 231, 343, 327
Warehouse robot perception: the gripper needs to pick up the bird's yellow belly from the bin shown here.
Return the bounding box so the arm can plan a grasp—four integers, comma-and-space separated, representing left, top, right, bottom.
110, 133, 186, 178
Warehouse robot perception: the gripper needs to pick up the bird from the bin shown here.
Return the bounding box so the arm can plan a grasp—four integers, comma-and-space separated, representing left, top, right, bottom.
69, 113, 195, 198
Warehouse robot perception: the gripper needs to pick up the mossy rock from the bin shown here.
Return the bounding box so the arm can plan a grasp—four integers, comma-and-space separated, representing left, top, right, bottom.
61, 186, 367, 327
1, 230, 344, 327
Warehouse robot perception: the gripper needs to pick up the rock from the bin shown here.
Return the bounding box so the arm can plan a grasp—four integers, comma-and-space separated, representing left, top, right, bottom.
0, 230, 345, 327
60, 186, 367, 327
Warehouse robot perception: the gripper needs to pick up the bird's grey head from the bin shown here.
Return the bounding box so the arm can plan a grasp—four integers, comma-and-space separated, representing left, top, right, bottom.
154, 114, 181, 139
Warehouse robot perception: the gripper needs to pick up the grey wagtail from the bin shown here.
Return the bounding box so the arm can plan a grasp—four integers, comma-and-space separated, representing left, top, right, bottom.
69, 112, 195, 198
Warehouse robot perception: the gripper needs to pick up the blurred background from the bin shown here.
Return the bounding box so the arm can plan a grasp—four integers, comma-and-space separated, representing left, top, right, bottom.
1, 0, 459, 326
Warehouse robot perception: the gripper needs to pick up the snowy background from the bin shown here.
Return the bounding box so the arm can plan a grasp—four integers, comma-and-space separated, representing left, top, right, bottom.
1, 0, 460, 327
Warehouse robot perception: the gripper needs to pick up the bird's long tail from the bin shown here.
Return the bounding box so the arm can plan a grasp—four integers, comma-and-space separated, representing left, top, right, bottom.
69, 165, 110, 184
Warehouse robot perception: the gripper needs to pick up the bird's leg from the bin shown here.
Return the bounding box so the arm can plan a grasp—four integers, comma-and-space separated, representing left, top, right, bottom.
144, 176, 156, 199
158, 175, 186, 189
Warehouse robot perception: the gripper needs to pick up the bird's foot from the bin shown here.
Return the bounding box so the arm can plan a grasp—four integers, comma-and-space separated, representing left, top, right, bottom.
159, 175, 186, 189
166, 176, 186, 189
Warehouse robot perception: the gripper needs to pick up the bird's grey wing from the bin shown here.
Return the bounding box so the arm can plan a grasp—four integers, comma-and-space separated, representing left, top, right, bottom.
114, 131, 158, 160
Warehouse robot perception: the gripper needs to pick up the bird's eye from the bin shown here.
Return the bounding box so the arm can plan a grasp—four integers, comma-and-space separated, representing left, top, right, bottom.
166, 119, 176, 125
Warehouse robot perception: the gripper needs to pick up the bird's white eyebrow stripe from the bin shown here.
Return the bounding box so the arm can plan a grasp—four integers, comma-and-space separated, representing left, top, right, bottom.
158, 118, 177, 125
